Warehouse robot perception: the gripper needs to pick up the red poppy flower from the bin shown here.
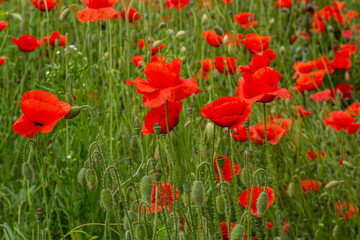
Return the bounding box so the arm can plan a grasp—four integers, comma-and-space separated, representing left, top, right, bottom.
295, 106, 311, 118
120, 8, 140, 23
307, 151, 325, 161
330, 56, 352, 70
283, 222, 290, 234
300, 180, 322, 193
214, 56, 237, 75
141, 101, 183, 135
252, 122, 286, 145
165, 0, 191, 9
142, 181, 179, 214
200, 96, 252, 129
0, 57, 7, 66
232, 125, 255, 143
346, 102, 360, 117
294, 70, 325, 93
276, 0, 292, 9
77, 0, 119, 23
261, 49, 277, 61
0, 21, 8, 31
31, 0, 58, 11
127, 59, 200, 108
314, 56, 334, 74
12, 90, 70, 138
219, 222, 239, 240
12, 35, 42, 52
202, 30, 222, 47
268, 114, 293, 134
238, 186, 275, 217
265, 222, 273, 229
150, 55, 165, 63
138, 39, 166, 56
331, 83, 354, 99
336, 201, 357, 220
222, 33, 243, 46
239, 55, 270, 74
310, 90, 331, 102
292, 61, 315, 79
132, 55, 144, 67
240, 33, 271, 54
233, 12, 258, 29
324, 111, 360, 134
42, 31, 66, 47
213, 155, 240, 182
200, 59, 215, 72
236, 67, 292, 103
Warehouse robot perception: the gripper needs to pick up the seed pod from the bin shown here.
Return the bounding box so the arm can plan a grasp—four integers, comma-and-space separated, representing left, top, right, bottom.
77, 168, 87, 185
136, 224, 147, 240
101, 188, 114, 211
214, 26, 224, 36
325, 180, 342, 189
141, 176, 153, 204
256, 192, 268, 216
191, 181, 205, 207
86, 168, 98, 192
22, 162, 35, 184
230, 224, 245, 240
153, 168, 162, 182
333, 225, 340, 239
288, 182, 295, 197
216, 195, 226, 214
64, 106, 82, 119
153, 122, 162, 135
35, 208, 44, 222
216, 156, 226, 168
152, 40, 162, 49
60, 8, 70, 21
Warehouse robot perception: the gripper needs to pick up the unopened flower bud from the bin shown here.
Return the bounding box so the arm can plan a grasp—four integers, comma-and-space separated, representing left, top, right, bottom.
60, 8, 70, 21
136, 224, 147, 239
325, 180, 342, 189
86, 168, 98, 192
101, 188, 114, 211
35, 208, 44, 222
22, 162, 35, 184
153, 122, 162, 135
256, 191, 269, 216
288, 182, 295, 197
153, 168, 162, 181
191, 180, 204, 207
141, 176, 153, 204
216, 194, 226, 214
152, 40, 162, 49
230, 224, 245, 240
214, 26, 224, 36
64, 106, 82, 119
77, 167, 87, 185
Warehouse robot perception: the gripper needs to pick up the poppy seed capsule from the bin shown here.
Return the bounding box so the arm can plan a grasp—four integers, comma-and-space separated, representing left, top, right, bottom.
256, 192, 269, 216
216, 156, 226, 168
325, 180, 342, 189
60, 8, 70, 21
191, 181, 205, 207
214, 26, 224, 36
288, 182, 295, 197
86, 168, 98, 192
64, 106, 82, 119
230, 224, 245, 240
77, 168, 87, 185
153, 122, 162, 135
136, 224, 147, 239
101, 188, 114, 211
216, 195, 226, 214
35, 208, 44, 222
141, 176, 153, 204
22, 162, 35, 184
153, 168, 162, 181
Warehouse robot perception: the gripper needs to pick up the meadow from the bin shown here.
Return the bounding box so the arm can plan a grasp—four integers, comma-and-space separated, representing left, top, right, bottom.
0, 0, 360, 239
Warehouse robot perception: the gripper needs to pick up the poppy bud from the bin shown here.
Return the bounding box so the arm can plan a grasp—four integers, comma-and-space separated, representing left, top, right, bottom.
141, 176, 153, 204
130, 135, 138, 150
86, 168, 98, 192
248, 16, 253, 23
22, 162, 35, 184
325, 180, 342, 189
124, 210, 135, 230
341, 160, 354, 169
153, 168, 162, 181
136, 224, 147, 239
152, 40, 162, 49
153, 122, 162, 135
214, 26, 224, 37
223, 35, 229, 45
176, 30, 186, 38
60, 8, 70, 21
288, 182, 295, 197
191, 180, 205, 207
35, 208, 44, 223
154, 146, 160, 160
216, 194, 226, 214
101, 188, 114, 211
230, 224, 245, 240
256, 191, 269, 216
10, 13, 23, 22
240, 167, 249, 186
333, 225, 340, 239
216, 156, 226, 168
182, 182, 190, 195
158, 22, 167, 28
201, 14, 209, 24
167, 29, 174, 37
64, 106, 82, 119
208, 10, 215, 18
184, 120, 191, 129
205, 122, 214, 140
77, 167, 87, 185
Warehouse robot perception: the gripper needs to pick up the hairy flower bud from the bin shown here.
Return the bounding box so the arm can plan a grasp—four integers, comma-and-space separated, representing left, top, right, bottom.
64, 106, 82, 119
216, 194, 226, 214
86, 168, 98, 192
101, 188, 114, 211
230, 224, 245, 240
191, 181, 205, 207
22, 162, 35, 184
77, 168, 87, 185
287, 182, 295, 197
141, 176, 153, 204
256, 192, 268, 216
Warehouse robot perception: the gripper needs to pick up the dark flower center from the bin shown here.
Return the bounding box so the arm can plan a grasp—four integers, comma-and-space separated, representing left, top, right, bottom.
35, 122, 44, 127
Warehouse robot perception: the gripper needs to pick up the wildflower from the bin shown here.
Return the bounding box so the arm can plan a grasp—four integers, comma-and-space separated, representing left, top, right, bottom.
12, 35, 42, 52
